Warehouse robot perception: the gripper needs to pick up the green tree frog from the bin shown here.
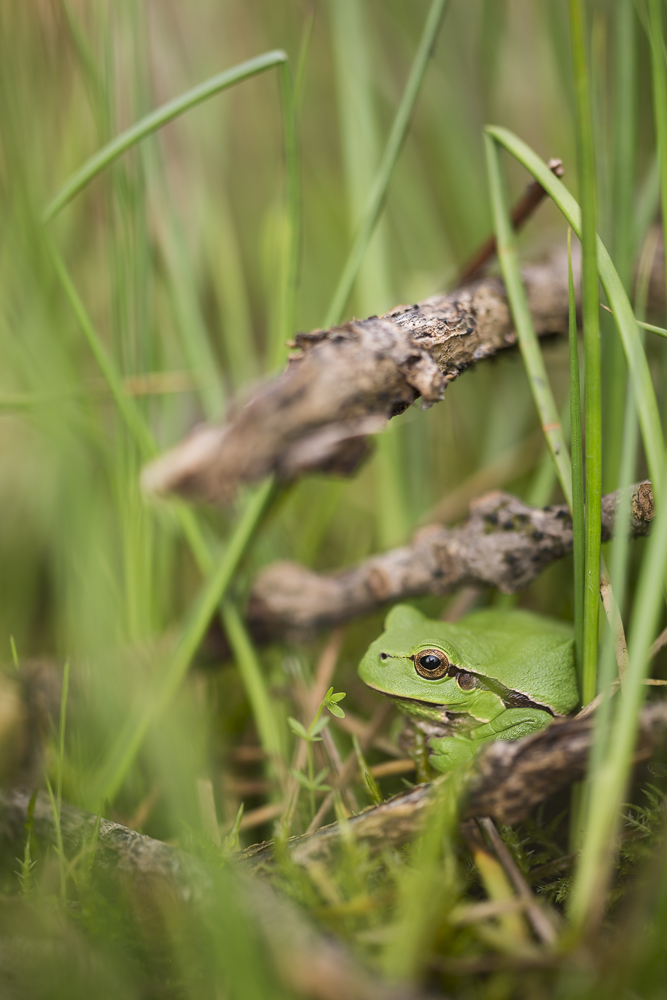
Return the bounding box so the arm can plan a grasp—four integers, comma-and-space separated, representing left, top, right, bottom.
359, 604, 578, 773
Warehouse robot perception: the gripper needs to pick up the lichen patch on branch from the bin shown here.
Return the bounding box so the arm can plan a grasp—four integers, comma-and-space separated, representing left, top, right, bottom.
141, 252, 572, 504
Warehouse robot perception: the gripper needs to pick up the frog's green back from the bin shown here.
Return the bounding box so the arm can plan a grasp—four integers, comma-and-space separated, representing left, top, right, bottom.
383, 605, 578, 715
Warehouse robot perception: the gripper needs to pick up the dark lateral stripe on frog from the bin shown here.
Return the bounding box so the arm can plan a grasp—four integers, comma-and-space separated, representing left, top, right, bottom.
478, 676, 557, 716
381, 654, 558, 717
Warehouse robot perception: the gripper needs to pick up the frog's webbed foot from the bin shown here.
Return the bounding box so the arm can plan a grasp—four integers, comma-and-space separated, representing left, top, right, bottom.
427, 708, 554, 773
427, 735, 478, 773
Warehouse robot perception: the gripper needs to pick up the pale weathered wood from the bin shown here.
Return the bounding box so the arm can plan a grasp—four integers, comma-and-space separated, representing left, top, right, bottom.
246, 481, 654, 641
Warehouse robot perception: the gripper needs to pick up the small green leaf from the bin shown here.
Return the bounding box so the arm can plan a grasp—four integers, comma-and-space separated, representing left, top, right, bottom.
290, 768, 330, 792
327, 703, 345, 719
364, 771, 383, 806
290, 770, 313, 790
309, 715, 330, 737
287, 717, 308, 740
222, 802, 245, 856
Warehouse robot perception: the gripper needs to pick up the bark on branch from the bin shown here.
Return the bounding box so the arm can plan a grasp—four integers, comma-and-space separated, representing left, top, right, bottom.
246, 481, 655, 642
142, 251, 574, 504
0, 790, 428, 1000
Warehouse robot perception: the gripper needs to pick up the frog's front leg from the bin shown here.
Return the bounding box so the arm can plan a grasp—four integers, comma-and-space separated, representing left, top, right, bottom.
427, 708, 554, 774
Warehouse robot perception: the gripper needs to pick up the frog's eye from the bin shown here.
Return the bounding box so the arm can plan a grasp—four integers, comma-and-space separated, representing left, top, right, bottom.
455, 671, 476, 691
414, 649, 449, 680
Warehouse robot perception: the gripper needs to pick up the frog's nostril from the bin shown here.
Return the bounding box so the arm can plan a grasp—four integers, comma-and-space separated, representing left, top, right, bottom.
379, 652, 388, 661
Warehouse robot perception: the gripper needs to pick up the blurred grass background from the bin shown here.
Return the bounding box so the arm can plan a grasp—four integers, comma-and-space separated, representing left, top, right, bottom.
2, 0, 667, 997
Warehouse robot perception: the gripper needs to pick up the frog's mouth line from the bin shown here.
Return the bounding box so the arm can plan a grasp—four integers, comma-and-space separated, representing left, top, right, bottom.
363, 684, 469, 718
364, 673, 557, 717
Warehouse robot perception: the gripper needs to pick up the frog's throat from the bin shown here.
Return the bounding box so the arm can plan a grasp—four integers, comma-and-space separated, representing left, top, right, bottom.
388, 693, 468, 729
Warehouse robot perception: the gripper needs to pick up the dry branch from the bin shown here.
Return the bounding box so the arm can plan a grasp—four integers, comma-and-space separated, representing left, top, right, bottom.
0, 790, 429, 1000
241, 701, 667, 870
142, 250, 574, 504
3, 705, 665, 883
141, 221, 667, 506
2, 699, 666, 990
247, 481, 655, 641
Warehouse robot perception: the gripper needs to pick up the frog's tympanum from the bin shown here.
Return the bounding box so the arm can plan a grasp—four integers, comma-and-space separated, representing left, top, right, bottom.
359, 604, 578, 773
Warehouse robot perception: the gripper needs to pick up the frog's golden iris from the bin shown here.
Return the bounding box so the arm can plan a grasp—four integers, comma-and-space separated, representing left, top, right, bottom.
413, 649, 449, 679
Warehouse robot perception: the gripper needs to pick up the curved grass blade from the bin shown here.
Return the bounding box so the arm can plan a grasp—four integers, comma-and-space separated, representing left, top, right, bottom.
43, 50, 287, 222
324, 0, 451, 327
485, 125, 665, 493
638, 319, 667, 338
602, 306, 667, 339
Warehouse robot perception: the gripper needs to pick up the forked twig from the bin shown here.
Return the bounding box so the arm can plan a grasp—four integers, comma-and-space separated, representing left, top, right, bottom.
457, 158, 565, 285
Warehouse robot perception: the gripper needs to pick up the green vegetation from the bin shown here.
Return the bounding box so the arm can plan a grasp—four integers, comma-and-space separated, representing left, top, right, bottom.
2, 1, 667, 997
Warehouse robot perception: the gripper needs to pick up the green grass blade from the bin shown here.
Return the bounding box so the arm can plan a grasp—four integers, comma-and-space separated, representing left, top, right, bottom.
570, 455, 667, 930
648, 0, 667, 309
48, 240, 280, 803
382, 776, 461, 980
157, 206, 226, 420
638, 319, 667, 338
46, 233, 219, 576
485, 125, 665, 492
324, 0, 451, 327
603, 0, 635, 492
611, 1, 637, 290
571, 212, 654, 930
43, 51, 287, 222
271, 61, 301, 369
569, 0, 602, 707
604, 309, 667, 339
586, 389, 639, 801
293, 6, 315, 112
569, 231, 585, 678
56, 661, 71, 823
484, 134, 572, 505
45, 234, 156, 459
330, 0, 408, 546
221, 601, 284, 766
89, 477, 277, 805
633, 153, 660, 254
